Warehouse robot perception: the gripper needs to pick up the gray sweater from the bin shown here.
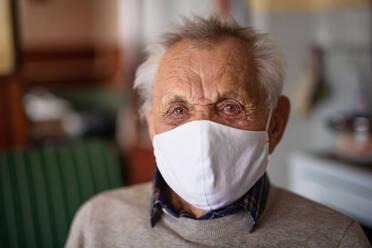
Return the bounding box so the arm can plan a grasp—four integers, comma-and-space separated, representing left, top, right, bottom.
65, 183, 370, 247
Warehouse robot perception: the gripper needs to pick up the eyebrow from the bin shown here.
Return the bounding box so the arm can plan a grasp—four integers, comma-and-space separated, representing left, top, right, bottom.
159, 95, 189, 113
161, 90, 247, 109
218, 91, 250, 106
164, 95, 188, 105
219, 91, 241, 101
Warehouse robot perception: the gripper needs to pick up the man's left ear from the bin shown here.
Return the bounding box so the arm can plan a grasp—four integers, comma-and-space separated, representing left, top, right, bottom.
268, 95, 290, 154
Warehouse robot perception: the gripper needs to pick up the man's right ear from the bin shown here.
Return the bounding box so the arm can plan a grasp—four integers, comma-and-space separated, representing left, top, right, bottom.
145, 112, 155, 142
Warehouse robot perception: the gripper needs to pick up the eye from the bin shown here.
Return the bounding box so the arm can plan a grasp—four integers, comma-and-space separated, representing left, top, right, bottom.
167, 104, 190, 124
221, 102, 242, 115
224, 104, 240, 113
217, 100, 245, 120
173, 106, 187, 115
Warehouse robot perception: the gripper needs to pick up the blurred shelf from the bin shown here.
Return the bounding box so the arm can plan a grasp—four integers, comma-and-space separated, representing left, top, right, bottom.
249, 0, 371, 13
288, 151, 372, 228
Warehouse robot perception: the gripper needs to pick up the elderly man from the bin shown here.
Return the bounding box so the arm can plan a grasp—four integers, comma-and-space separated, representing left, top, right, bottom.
66, 15, 370, 247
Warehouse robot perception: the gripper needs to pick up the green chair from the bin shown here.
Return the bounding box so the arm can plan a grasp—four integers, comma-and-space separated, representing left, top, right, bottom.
1, 139, 124, 248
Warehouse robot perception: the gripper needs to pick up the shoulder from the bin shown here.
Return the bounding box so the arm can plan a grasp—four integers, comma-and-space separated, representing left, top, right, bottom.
259, 185, 370, 247
65, 182, 153, 247
265, 185, 351, 221
79, 182, 152, 217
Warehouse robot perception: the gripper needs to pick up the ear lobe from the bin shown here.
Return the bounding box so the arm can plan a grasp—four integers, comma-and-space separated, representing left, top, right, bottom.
268, 96, 290, 154
145, 112, 155, 142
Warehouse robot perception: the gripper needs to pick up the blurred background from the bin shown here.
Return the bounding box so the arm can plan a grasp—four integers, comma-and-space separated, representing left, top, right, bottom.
1, 0, 372, 246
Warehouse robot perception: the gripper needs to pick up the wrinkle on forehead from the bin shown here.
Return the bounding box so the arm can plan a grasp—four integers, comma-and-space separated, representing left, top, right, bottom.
153, 37, 264, 110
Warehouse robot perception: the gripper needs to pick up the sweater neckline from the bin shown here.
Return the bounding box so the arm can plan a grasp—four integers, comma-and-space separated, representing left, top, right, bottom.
157, 210, 254, 244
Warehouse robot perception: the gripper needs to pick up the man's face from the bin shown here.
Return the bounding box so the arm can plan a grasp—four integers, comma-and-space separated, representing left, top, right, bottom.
148, 37, 269, 134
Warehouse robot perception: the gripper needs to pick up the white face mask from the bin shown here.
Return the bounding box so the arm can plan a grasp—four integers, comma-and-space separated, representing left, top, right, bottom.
152, 116, 271, 211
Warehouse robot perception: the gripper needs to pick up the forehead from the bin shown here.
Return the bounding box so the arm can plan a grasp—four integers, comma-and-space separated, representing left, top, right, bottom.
153, 37, 262, 104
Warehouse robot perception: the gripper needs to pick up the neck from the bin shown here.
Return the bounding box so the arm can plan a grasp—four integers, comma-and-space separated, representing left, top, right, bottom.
166, 186, 208, 218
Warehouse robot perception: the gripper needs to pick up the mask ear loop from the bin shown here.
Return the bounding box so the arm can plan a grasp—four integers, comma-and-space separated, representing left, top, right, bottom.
265, 109, 273, 143
265, 109, 273, 132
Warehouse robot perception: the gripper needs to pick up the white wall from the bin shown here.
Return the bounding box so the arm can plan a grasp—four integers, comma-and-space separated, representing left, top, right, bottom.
141, 0, 214, 44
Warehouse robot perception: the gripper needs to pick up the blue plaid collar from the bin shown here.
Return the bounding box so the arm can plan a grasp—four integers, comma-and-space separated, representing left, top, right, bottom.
150, 168, 270, 232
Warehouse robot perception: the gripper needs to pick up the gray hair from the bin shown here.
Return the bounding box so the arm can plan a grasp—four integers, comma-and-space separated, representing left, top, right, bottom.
133, 15, 285, 117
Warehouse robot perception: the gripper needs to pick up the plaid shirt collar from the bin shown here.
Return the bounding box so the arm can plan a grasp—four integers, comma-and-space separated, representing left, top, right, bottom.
150, 168, 270, 232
